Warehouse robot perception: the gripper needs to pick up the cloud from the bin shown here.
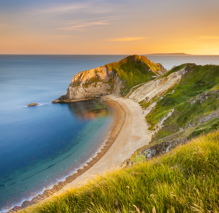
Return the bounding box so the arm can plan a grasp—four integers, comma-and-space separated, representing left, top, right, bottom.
60, 17, 116, 31
60, 21, 108, 31
38, 2, 91, 14
35, 1, 116, 15
200, 36, 219, 40
51, 35, 72, 38
106, 37, 148, 42
61, 21, 108, 30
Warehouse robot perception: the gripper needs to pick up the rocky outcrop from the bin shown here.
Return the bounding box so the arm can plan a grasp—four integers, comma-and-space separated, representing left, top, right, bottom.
68, 66, 122, 99
122, 136, 188, 168
53, 66, 122, 103
53, 55, 167, 103
155, 63, 167, 75
27, 103, 39, 107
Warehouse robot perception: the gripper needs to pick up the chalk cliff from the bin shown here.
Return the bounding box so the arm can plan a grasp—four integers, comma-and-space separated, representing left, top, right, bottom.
53, 55, 167, 102
127, 66, 188, 103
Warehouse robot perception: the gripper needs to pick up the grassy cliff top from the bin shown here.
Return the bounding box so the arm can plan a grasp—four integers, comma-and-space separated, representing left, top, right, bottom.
106, 55, 166, 95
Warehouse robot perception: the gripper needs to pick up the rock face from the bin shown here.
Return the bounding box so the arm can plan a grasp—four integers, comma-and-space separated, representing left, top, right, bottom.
53, 55, 167, 102
122, 136, 188, 168
128, 67, 187, 103
68, 66, 122, 99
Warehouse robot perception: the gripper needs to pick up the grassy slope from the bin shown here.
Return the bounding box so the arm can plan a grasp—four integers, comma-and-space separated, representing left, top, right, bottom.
154, 90, 219, 141
21, 130, 219, 213
146, 64, 219, 134
107, 55, 163, 96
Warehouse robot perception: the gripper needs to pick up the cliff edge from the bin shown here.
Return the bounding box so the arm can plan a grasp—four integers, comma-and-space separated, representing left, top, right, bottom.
53, 55, 167, 103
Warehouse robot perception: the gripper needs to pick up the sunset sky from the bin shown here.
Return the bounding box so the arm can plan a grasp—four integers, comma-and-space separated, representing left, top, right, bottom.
1, 0, 219, 55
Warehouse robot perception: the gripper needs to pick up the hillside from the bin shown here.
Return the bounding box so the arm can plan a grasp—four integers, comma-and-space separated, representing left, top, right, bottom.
126, 63, 219, 162
149, 53, 189, 56
53, 55, 166, 102
20, 130, 219, 213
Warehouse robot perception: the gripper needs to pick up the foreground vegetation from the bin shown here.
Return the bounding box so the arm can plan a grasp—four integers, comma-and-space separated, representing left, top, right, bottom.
21, 130, 219, 213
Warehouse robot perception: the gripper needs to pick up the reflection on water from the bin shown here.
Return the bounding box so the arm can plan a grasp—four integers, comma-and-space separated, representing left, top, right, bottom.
67, 100, 109, 121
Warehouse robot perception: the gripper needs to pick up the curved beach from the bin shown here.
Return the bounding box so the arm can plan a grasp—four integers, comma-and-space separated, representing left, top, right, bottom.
16, 98, 124, 210
61, 97, 151, 190
18, 97, 151, 211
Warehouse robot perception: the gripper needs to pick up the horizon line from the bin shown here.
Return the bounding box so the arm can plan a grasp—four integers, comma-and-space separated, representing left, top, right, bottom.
0, 53, 219, 56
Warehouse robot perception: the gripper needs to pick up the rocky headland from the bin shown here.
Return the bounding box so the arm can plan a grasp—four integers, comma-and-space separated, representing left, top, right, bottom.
52, 55, 166, 103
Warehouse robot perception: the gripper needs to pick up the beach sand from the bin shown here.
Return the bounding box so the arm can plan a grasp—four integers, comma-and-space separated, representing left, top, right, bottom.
58, 96, 151, 192
17, 96, 151, 210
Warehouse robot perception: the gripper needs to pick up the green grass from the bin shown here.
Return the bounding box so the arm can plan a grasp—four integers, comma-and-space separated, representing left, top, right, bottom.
139, 100, 152, 109
154, 90, 219, 140
21, 130, 219, 213
156, 63, 188, 79
146, 64, 219, 129
83, 76, 102, 88
106, 55, 163, 96
210, 83, 219, 91
188, 118, 219, 139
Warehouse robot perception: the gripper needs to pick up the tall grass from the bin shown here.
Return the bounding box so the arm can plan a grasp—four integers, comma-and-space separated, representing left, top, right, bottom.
21, 130, 219, 213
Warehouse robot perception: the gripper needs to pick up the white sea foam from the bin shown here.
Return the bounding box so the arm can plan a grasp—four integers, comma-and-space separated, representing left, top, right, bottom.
7, 140, 107, 212
38, 103, 50, 106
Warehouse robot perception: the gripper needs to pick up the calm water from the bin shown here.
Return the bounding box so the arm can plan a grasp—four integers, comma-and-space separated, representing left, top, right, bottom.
0, 55, 219, 212
146, 54, 219, 70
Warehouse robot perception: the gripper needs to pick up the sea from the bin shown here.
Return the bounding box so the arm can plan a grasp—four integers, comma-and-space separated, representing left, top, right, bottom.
0, 54, 219, 212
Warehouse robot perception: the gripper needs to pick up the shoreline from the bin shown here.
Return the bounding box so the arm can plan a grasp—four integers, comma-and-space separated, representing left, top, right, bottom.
57, 97, 151, 191
12, 99, 126, 212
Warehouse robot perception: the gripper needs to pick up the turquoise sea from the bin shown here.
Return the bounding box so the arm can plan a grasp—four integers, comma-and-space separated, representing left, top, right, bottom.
0, 55, 219, 212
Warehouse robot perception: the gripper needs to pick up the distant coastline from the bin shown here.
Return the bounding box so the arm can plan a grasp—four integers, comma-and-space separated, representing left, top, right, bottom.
148, 53, 190, 56
2, 53, 219, 56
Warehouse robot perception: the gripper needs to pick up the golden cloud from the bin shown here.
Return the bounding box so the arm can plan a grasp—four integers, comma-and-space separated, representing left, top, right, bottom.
106, 37, 148, 42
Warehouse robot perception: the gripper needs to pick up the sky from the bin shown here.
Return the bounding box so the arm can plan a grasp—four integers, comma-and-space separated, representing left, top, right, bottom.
0, 0, 219, 54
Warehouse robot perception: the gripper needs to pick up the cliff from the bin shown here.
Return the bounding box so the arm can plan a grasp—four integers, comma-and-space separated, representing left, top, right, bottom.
53, 55, 167, 103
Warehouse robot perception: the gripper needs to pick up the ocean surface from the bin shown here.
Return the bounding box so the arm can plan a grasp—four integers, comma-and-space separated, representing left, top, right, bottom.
0, 55, 219, 212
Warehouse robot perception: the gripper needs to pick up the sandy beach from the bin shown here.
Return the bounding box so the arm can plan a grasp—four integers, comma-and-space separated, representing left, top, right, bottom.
59, 96, 151, 192
18, 96, 151, 210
